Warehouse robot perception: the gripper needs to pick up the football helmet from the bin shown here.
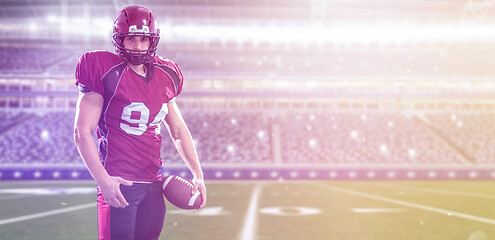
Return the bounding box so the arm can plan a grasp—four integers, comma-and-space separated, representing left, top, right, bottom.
113, 5, 160, 65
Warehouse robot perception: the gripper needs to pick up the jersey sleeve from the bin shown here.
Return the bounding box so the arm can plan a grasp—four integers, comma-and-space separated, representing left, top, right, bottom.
170, 61, 184, 96
75, 52, 105, 95
154, 56, 184, 97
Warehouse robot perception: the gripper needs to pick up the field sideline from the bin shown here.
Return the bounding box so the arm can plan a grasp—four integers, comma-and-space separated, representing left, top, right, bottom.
0, 180, 494, 240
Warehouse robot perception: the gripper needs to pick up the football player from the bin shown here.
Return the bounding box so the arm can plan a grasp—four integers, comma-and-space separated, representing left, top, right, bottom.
73, 5, 206, 240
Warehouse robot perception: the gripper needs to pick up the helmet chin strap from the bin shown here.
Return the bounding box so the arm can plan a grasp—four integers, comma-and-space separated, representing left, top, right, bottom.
123, 49, 150, 65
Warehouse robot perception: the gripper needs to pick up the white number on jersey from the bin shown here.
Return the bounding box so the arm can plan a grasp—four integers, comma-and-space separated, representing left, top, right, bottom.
120, 102, 168, 136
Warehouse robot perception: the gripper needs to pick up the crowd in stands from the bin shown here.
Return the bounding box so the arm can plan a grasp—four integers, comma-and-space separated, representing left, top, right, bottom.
0, 111, 79, 164
0, 109, 492, 166
0, 111, 31, 133
2, 44, 494, 166
425, 113, 495, 165
0, 110, 273, 166
161, 110, 272, 165
280, 112, 471, 165
0, 47, 76, 76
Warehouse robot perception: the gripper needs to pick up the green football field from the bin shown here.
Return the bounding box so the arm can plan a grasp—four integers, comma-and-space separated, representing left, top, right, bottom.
0, 180, 494, 240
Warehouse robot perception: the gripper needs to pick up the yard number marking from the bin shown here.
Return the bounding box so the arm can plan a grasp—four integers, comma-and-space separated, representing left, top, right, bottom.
260, 206, 321, 216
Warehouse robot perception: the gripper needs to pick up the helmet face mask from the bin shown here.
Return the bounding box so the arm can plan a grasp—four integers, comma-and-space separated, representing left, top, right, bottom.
113, 5, 160, 65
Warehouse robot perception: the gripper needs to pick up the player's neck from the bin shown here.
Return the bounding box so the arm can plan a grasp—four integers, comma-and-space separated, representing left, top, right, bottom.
128, 64, 146, 76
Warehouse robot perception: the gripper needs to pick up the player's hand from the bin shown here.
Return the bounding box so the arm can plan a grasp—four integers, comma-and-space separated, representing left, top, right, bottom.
192, 177, 207, 209
100, 176, 133, 208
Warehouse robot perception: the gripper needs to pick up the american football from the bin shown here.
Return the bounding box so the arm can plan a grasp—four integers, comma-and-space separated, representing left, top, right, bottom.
162, 175, 202, 210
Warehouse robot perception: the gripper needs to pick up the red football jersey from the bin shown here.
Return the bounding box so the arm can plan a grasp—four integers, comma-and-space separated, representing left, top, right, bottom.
75, 50, 183, 182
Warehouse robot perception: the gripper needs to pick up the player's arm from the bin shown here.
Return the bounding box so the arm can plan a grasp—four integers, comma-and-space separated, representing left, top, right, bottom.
163, 101, 207, 208
73, 92, 132, 208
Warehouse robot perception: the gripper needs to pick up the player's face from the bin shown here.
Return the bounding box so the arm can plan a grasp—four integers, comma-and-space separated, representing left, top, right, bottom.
123, 36, 151, 51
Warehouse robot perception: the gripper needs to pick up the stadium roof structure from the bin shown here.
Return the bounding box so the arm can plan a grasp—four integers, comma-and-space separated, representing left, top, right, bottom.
1, 0, 494, 48
2, 0, 495, 82
0, 0, 489, 21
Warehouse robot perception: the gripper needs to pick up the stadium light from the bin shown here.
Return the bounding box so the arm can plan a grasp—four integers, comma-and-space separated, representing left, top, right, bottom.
360, 114, 367, 121
227, 145, 235, 153
169, 22, 495, 45
380, 144, 388, 153
309, 139, 318, 148
18, 16, 495, 45
350, 130, 358, 138
40, 129, 50, 141
257, 130, 265, 139
387, 121, 394, 127
46, 14, 59, 23
408, 149, 416, 159
10, 16, 495, 45
47, 16, 112, 38
29, 23, 37, 31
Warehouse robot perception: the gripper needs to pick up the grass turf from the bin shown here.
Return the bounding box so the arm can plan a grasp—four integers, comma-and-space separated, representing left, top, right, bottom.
0, 180, 494, 240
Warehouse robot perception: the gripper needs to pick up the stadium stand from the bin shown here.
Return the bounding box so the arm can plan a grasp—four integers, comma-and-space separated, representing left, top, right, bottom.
2, 0, 495, 180
424, 113, 495, 165
0, 111, 79, 164
280, 111, 471, 165
161, 109, 272, 165
0, 109, 491, 167
0, 47, 77, 76
0, 110, 273, 165
0, 111, 32, 133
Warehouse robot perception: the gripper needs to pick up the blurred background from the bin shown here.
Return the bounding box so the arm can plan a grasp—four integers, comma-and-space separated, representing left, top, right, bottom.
1, 0, 495, 180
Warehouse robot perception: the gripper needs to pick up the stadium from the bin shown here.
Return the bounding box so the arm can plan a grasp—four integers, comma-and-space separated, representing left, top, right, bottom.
1, 0, 495, 239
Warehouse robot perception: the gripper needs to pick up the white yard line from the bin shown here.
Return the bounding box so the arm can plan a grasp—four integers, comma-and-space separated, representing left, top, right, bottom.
0, 194, 34, 201
351, 208, 406, 213
239, 185, 261, 240
320, 184, 495, 225
379, 183, 495, 200
0, 202, 95, 226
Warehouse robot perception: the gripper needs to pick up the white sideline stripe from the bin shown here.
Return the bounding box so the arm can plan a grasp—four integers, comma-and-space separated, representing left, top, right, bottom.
0, 202, 95, 226
0, 194, 34, 201
352, 208, 406, 213
384, 184, 495, 200
239, 185, 261, 240
320, 185, 495, 225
